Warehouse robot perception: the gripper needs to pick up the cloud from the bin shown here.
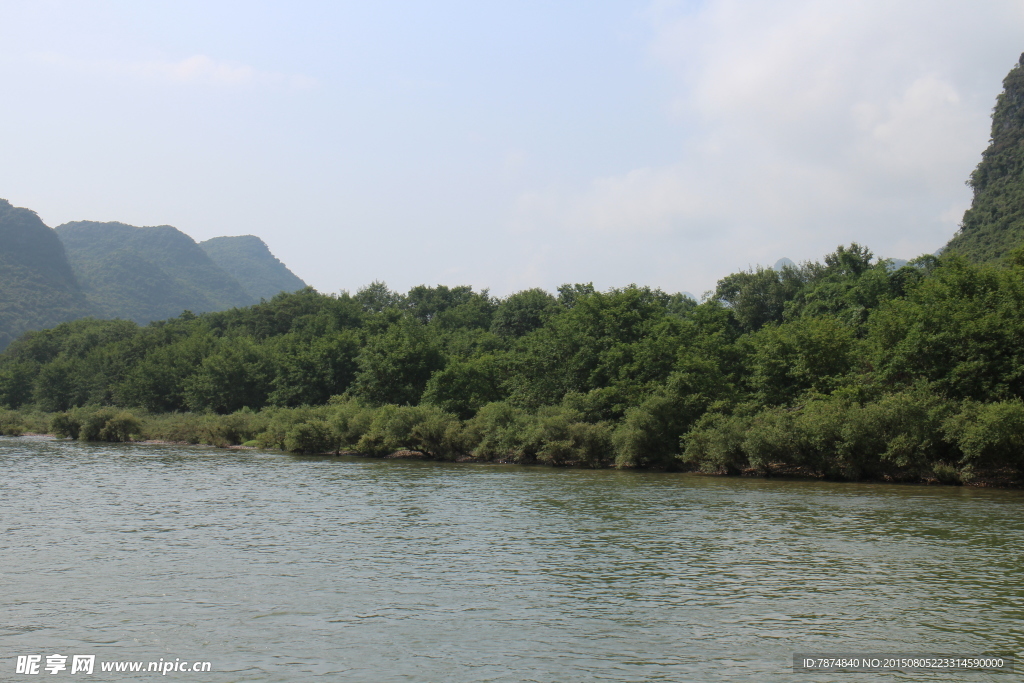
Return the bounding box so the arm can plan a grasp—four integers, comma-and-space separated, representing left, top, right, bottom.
511, 0, 1022, 292
38, 53, 316, 89
515, 166, 718, 237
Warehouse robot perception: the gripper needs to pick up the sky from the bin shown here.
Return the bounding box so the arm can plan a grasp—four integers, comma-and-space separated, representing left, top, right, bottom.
1, 0, 1022, 299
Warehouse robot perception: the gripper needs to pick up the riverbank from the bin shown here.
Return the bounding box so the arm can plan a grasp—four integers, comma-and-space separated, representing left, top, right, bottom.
4, 402, 1022, 488
9, 429, 1021, 489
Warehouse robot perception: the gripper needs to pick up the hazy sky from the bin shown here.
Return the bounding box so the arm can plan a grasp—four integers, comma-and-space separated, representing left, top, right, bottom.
2, 1, 1022, 298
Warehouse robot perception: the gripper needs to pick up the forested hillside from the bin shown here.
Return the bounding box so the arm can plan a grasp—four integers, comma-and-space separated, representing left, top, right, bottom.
1, 247, 1022, 482
200, 235, 306, 301
5, 55, 1024, 483
0, 201, 308, 347
0, 199, 91, 350
55, 221, 256, 323
946, 53, 1024, 262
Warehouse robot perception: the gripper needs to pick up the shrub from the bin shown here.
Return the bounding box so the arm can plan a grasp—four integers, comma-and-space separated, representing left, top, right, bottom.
932, 462, 963, 485
199, 408, 269, 447
613, 368, 723, 469
682, 388, 959, 480
284, 419, 337, 454
741, 408, 801, 475
681, 412, 751, 474
60, 407, 142, 442
944, 399, 1024, 470
254, 407, 317, 450
326, 397, 375, 449
849, 388, 954, 476
464, 401, 537, 463
795, 398, 857, 479
78, 408, 118, 441
0, 409, 27, 436
356, 404, 464, 459
50, 412, 82, 440
139, 412, 204, 444
408, 408, 465, 460
98, 412, 142, 442
538, 420, 613, 467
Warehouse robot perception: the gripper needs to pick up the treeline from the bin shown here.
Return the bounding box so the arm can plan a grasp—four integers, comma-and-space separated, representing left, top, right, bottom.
2, 244, 1023, 482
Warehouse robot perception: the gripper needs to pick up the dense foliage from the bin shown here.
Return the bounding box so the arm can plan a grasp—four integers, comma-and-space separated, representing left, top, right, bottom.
2, 246, 1023, 483
8, 57, 1024, 484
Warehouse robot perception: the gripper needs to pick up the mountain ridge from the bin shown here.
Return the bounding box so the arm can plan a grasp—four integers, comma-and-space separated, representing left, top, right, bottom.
55, 220, 257, 323
0, 202, 308, 349
200, 235, 306, 301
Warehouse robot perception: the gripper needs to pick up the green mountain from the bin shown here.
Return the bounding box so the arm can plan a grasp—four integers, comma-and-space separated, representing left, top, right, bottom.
946, 53, 1024, 262
200, 235, 306, 301
0, 199, 91, 349
55, 221, 256, 324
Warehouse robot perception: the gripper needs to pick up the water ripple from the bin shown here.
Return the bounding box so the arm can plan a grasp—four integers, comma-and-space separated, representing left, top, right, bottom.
1, 437, 1021, 682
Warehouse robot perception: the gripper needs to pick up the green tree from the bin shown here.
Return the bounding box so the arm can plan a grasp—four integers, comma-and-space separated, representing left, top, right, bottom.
267, 330, 360, 407
746, 315, 856, 406
421, 354, 503, 419
491, 288, 558, 337
351, 321, 445, 405
184, 336, 273, 413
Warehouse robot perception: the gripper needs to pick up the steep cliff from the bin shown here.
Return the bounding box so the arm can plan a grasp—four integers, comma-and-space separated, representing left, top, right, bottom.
946, 53, 1024, 262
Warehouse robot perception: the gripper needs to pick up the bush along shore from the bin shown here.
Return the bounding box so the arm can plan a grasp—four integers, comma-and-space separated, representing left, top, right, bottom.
1, 392, 1021, 487
2, 244, 1024, 487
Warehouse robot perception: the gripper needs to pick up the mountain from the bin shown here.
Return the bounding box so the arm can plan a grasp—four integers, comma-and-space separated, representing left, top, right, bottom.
946, 53, 1024, 263
200, 235, 306, 301
0, 199, 91, 349
55, 221, 256, 324
0, 200, 308, 349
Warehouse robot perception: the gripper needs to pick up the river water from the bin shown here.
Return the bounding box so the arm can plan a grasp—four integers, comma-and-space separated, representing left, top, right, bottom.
1, 436, 1021, 681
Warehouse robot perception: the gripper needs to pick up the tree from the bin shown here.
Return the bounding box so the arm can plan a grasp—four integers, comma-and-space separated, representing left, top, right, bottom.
350, 321, 445, 405
267, 331, 360, 407
422, 354, 503, 419
184, 336, 273, 413
490, 288, 558, 337
354, 281, 403, 313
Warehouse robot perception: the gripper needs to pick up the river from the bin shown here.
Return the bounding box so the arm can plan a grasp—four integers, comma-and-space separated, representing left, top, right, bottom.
1, 436, 1021, 681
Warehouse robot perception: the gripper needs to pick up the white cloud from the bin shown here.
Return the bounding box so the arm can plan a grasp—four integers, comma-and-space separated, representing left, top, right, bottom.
511, 0, 1023, 292
515, 166, 719, 236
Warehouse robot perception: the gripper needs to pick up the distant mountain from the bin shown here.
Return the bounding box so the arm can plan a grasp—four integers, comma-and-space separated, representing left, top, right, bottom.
0, 201, 308, 349
0, 199, 91, 349
946, 53, 1024, 263
55, 221, 256, 324
200, 235, 306, 301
